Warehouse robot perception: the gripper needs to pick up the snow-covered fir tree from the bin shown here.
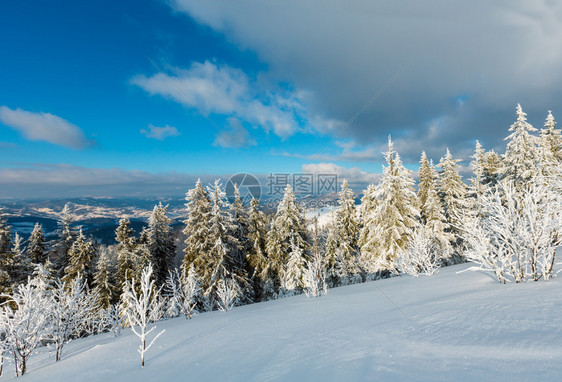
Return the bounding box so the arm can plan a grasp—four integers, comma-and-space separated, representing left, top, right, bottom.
147, 202, 176, 287
482, 149, 502, 187
194, 180, 247, 308
303, 218, 328, 297
266, 184, 308, 294
539, 111, 562, 176
323, 210, 337, 285
541, 111, 562, 161
63, 228, 94, 286
181, 179, 212, 283
0, 209, 13, 294
228, 184, 253, 300
27, 223, 46, 265
30, 260, 55, 292
281, 238, 307, 295
115, 218, 138, 295
358, 183, 376, 251
246, 197, 275, 300
360, 137, 419, 273
11, 233, 32, 286
54, 203, 76, 276
418, 152, 452, 258
93, 247, 115, 310
331, 180, 361, 285
468, 141, 486, 202
437, 148, 467, 241
230, 184, 249, 257
501, 103, 540, 188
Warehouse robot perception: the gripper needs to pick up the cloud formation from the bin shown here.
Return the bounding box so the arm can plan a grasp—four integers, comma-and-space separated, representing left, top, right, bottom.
0, 164, 208, 198
131, 61, 307, 140
213, 118, 256, 148
302, 162, 380, 187
169, 1, 562, 160
0, 106, 94, 149
140, 124, 181, 140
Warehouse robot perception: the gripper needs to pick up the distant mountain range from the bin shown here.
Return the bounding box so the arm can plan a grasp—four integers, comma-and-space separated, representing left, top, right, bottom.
1, 193, 345, 245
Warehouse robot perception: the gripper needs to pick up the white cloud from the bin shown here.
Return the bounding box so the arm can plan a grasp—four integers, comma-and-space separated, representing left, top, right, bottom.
302, 162, 380, 186
0, 106, 94, 149
168, 1, 562, 157
213, 118, 256, 148
131, 61, 305, 140
140, 124, 180, 140
0, 164, 213, 198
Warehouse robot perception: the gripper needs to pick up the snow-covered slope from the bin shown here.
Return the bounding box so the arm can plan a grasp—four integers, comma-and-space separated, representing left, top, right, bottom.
8, 263, 562, 381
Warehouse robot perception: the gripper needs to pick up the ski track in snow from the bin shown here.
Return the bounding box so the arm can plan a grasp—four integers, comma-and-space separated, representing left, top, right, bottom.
6, 263, 562, 381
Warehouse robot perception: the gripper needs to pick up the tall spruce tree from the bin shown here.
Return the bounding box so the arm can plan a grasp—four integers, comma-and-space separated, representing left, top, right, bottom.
246, 198, 274, 300
63, 228, 94, 286
266, 184, 308, 294
437, 148, 467, 238
468, 141, 486, 201
147, 202, 176, 287
54, 203, 75, 277
181, 180, 212, 283
418, 152, 452, 258
360, 137, 419, 273
482, 150, 502, 187
324, 211, 339, 287
332, 180, 361, 285
115, 218, 138, 294
358, 183, 377, 256
281, 238, 306, 295
202, 180, 247, 306
28, 223, 46, 265
539, 110, 562, 171
93, 248, 115, 309
229, 184, 252, 299
0, 208, 13, 293
501, 103, 540, 187
11, 233, 33, 286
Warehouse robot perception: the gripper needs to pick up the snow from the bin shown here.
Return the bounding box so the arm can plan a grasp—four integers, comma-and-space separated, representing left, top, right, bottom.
6, 262, 562, 381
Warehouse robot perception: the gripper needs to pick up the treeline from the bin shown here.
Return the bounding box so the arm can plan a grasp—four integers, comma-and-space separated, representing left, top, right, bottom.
0, 104, 560, 374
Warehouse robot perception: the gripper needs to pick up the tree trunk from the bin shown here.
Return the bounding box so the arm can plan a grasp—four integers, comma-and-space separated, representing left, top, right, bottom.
13, 353, 18, 377
20, 357, 26, 376
56, 344, 62, 362
548, 250, 556, 276
141, 338, 145, 367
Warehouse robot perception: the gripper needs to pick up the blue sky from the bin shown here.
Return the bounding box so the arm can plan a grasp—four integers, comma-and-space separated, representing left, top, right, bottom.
1, 1, 561, 198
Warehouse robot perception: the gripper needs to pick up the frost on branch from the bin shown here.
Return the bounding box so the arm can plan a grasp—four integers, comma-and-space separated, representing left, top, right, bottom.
50, 277, 98, 361
462, 179, 561, 283
216, 277, 240, 312
122, 264, 165, 367
397, 226, 441, 277
303, 249, 328, 298
165, 266, 200, 319
1, 280, 50, 376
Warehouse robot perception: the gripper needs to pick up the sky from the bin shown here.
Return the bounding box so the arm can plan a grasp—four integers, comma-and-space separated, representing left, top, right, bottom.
1, 0, 561, 198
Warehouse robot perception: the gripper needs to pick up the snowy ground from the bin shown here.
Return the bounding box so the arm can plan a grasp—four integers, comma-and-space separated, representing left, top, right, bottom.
7, 263, 562, 381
